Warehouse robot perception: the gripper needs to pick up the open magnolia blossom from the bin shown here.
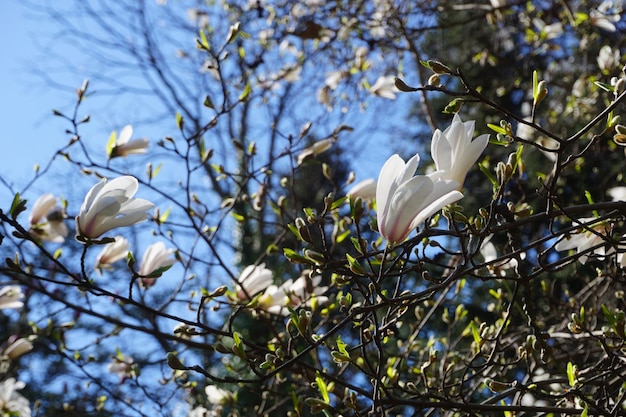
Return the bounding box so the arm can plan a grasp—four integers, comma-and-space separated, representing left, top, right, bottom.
107, 354, 136, 382
188, 406, 210, 417
370, 75, 398, 100
555, 217, 611, 264
94, 236, 130, 274
0, 378, 31, 417
480, 235, 523, 276
0, 286, 24, 310
107, 125, 149, 159
235, 263, 274, 301
376, 153, 463, 244
258, 272, 329, 315
138, 242, 177, 287
608, 186, 626, 201
76, 175, 154, 239
431, 114, 490, 188
347, 178, 377, 201
28, 193, 68, 243
205, 385, 235, 405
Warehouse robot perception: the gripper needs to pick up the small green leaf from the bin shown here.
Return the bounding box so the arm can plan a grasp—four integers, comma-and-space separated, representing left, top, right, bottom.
176, 112, 184, 131
594, 81, 613, 92
567, 361, 577, 387
197, 29, 210, 50
203, 95, 214, 109
315, 371, 330, 403
487, 123, 508, 135
106, 130, 117, 158
239, 82, 251, 101
9, 193, 27, 220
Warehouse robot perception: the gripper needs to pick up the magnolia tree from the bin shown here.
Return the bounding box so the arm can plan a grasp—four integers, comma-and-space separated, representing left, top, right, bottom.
2, 0, 626, 416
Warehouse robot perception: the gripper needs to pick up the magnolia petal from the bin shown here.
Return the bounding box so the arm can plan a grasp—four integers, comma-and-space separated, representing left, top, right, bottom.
29, 193, 57, 225
117, 125, 133, 145
411, 189, 463, 229
380, 176, 434, 243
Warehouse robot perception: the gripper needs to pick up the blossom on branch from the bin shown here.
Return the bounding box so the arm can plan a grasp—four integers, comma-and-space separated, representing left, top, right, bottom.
138, 242, 177, 288
370, 75, 399, 100
376, 153, 463, 244
347, 178, 377, 201
1, 336, 33, 360
258, 272, 329, 315
76, 176, 154, 240
555, 217, 611, 264
28, 193, 68, 243
0, 286, 24, 310
95, 236, 130, 274
235, 263, 273, 301
431, 114, 490, 188
106, 125, 149, 159
107, 353, 136, 382
205, 385, 235, 405
0, 378, 31, 417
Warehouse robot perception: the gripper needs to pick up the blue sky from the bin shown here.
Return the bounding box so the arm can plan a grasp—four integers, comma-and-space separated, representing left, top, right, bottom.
1, 2, 76, 189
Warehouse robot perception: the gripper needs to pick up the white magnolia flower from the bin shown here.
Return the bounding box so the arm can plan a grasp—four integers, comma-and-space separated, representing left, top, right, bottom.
236, 264, 273, 301
95, 236, 130, 274
107, 125, 149, 159
296, 139, 334, 165
590, 3, 621, 32
555, 217, 610, 264
205, 385, 234, 405
370, 75, 398, 100
188, 406, 210, 417
76, 176, 154, 239
431, 114, 490, 188
258, 273, 329, 315
0, 286, 24, 310
479, 236, 522, 276
107, 354, 136, 382
347, 178, 377, 201
0, 378, 31, 417
138, 242, 177, 287
28, 193, 68, 243
325, 70, 345, 89
376, 153, 463, 243
532, 18, 564, 40
597, 45, 621, 73
609, 186, 626, 201
2, 336, 33, 360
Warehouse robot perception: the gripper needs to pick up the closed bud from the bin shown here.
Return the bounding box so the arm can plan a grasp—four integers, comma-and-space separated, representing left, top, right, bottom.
428, 74, 441, 87
394, 78, 418, 92
487, 379, 510, 392
615, 78, 625, 95
427, 60, 453, 75
166, 352, 187, 370
534, 80, 548, 105
322, 163, 332, 180
613, 133, 626, 146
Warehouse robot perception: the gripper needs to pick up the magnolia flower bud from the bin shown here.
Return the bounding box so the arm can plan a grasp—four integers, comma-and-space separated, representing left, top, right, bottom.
427, 60, 453, 75
428, 74, 441, 87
